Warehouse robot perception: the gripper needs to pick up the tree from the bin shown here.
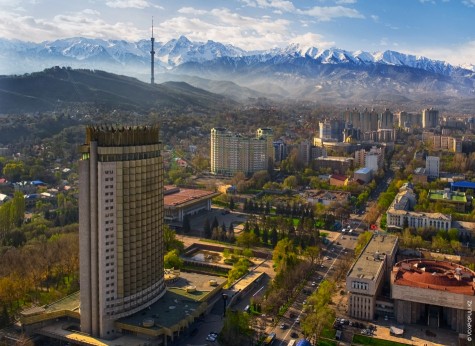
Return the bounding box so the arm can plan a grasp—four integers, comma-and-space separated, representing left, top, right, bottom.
354, 231, 372, 257
219, 310, 253, 346
3, 161, 24, 182
304, 246, 320, 266
262, 228, 269, 245
164, 249, 184, 269
302, 280, 335, 345
236, 232, 259, 248
163, 225, 184, 253
270, 227, 278, 247
283, 175, 298, 189
272, 238, 298, 273
227, 224, 235, 243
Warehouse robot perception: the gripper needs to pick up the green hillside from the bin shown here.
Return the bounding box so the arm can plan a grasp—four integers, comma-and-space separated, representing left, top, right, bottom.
0, 67, 234, 114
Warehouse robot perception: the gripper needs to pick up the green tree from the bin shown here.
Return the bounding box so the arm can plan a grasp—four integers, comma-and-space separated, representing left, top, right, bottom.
272, 238, 298, 273
164, 249, 184, 269
3, 162, 24, 182
163, 225, 184, 253
236, 232, 259, 248
270, 227, 278, 247
283, 175, 298, 189
219, 310, 253, 346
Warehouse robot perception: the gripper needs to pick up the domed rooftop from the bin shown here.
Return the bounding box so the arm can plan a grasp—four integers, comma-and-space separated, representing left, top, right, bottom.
392, 259, 475, 295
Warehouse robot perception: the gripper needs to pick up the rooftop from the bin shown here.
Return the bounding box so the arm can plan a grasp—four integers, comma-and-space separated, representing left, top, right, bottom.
347, 234, 398, 281
164, 186, 220, 207
392, 259, 475, 295
355, 167, 372, 174
428, 190, 467, 203
451, 181, 475, 189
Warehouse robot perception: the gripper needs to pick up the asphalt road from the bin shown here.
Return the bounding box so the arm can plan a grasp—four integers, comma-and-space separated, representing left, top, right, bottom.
265, 232, 358, 346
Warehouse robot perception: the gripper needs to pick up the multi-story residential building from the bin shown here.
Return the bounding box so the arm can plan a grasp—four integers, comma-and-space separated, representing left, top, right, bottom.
210, 128, 274, 175
425, 156, 440, 178
78, 126, 166, 339
422, 108, 439, 129
386, 183, 451, 231
313, 156, 353, 174
273, 139, 287, 162
422, 132, 462, 153
397, 111, 422, 131
298, 140, 312, 166
354, 146, 384, 172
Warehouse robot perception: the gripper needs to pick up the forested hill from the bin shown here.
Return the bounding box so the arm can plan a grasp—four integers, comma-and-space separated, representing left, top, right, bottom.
0, 67, 235, 114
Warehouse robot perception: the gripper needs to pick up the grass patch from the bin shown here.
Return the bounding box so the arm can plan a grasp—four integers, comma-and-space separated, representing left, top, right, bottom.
320, 328, 336, 339
318, 340, 337, 346
352, 334, 410, 346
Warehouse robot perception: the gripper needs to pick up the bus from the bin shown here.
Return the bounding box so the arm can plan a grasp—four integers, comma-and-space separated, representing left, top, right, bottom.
263, 332, 276, 345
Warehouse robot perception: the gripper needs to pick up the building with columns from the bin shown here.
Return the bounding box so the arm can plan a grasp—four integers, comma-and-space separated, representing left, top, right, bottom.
391, 259, 475, 333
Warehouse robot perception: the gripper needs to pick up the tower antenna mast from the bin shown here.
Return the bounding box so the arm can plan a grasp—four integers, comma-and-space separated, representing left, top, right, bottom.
150, 17, 155, 85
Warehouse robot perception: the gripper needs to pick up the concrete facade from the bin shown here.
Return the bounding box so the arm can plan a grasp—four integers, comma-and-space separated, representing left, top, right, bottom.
346, 234, 399, 321
79, 126, 166, 339
391, 259, 475, 333
210, 127, 273, 175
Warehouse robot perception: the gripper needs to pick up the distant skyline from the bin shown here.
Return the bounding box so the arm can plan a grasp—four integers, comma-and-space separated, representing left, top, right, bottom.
1, 0, 474, 66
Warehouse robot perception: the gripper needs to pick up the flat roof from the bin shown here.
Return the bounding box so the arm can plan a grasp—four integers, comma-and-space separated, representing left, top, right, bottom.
347, 234, 398, 281
164, 187, 219, 207
451, 181, 475, 188
428, 190, 467, 203
355, 167, 372, 174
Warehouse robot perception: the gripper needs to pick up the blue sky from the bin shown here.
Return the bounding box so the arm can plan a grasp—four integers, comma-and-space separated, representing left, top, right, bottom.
1, 0, 474, 66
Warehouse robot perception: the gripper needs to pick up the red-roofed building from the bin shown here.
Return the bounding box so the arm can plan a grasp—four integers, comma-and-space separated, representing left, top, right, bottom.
329, 174, 348, 187
164, 186, 220, 222
391, 259, 475, 333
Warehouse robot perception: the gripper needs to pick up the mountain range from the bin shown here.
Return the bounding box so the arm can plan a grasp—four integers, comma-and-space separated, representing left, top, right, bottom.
1, 36, 475, 110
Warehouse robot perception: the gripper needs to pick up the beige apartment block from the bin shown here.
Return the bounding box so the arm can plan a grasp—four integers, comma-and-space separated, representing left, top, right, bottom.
79, 126, 166, 339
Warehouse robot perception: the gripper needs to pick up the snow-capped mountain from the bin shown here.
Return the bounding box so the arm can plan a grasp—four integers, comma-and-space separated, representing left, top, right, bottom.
1, 36, 474, 107
1, 36, 472, 75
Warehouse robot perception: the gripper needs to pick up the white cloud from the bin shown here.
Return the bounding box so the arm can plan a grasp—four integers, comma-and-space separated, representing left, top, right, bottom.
407, 40, 475, 66
298, 6, 364, 21
177, 7, 207, 15
0, 9, 145, 42
105, 0, 160, 9
370, 14, 379, 22
463, 0, 475, 6
290, 32, 334, 49
245, 0, 296, 12
335, 0, 357, 4
155, 9, 292, 50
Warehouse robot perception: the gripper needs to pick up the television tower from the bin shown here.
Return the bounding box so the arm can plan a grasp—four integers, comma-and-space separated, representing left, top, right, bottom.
150, 18, 155, 85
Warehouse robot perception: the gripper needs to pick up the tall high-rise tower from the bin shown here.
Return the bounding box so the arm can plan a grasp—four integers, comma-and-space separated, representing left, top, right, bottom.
150, 19, 155, 85
79, 126, 165, 339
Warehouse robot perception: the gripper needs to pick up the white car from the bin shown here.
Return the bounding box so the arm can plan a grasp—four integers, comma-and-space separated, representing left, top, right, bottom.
206, 332, 218, 342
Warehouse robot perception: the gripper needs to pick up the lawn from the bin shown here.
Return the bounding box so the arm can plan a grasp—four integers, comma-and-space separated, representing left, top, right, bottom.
352, 334, 411, 346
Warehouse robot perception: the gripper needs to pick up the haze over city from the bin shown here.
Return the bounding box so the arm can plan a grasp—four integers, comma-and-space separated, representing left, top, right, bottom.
1, 0, 475, 66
